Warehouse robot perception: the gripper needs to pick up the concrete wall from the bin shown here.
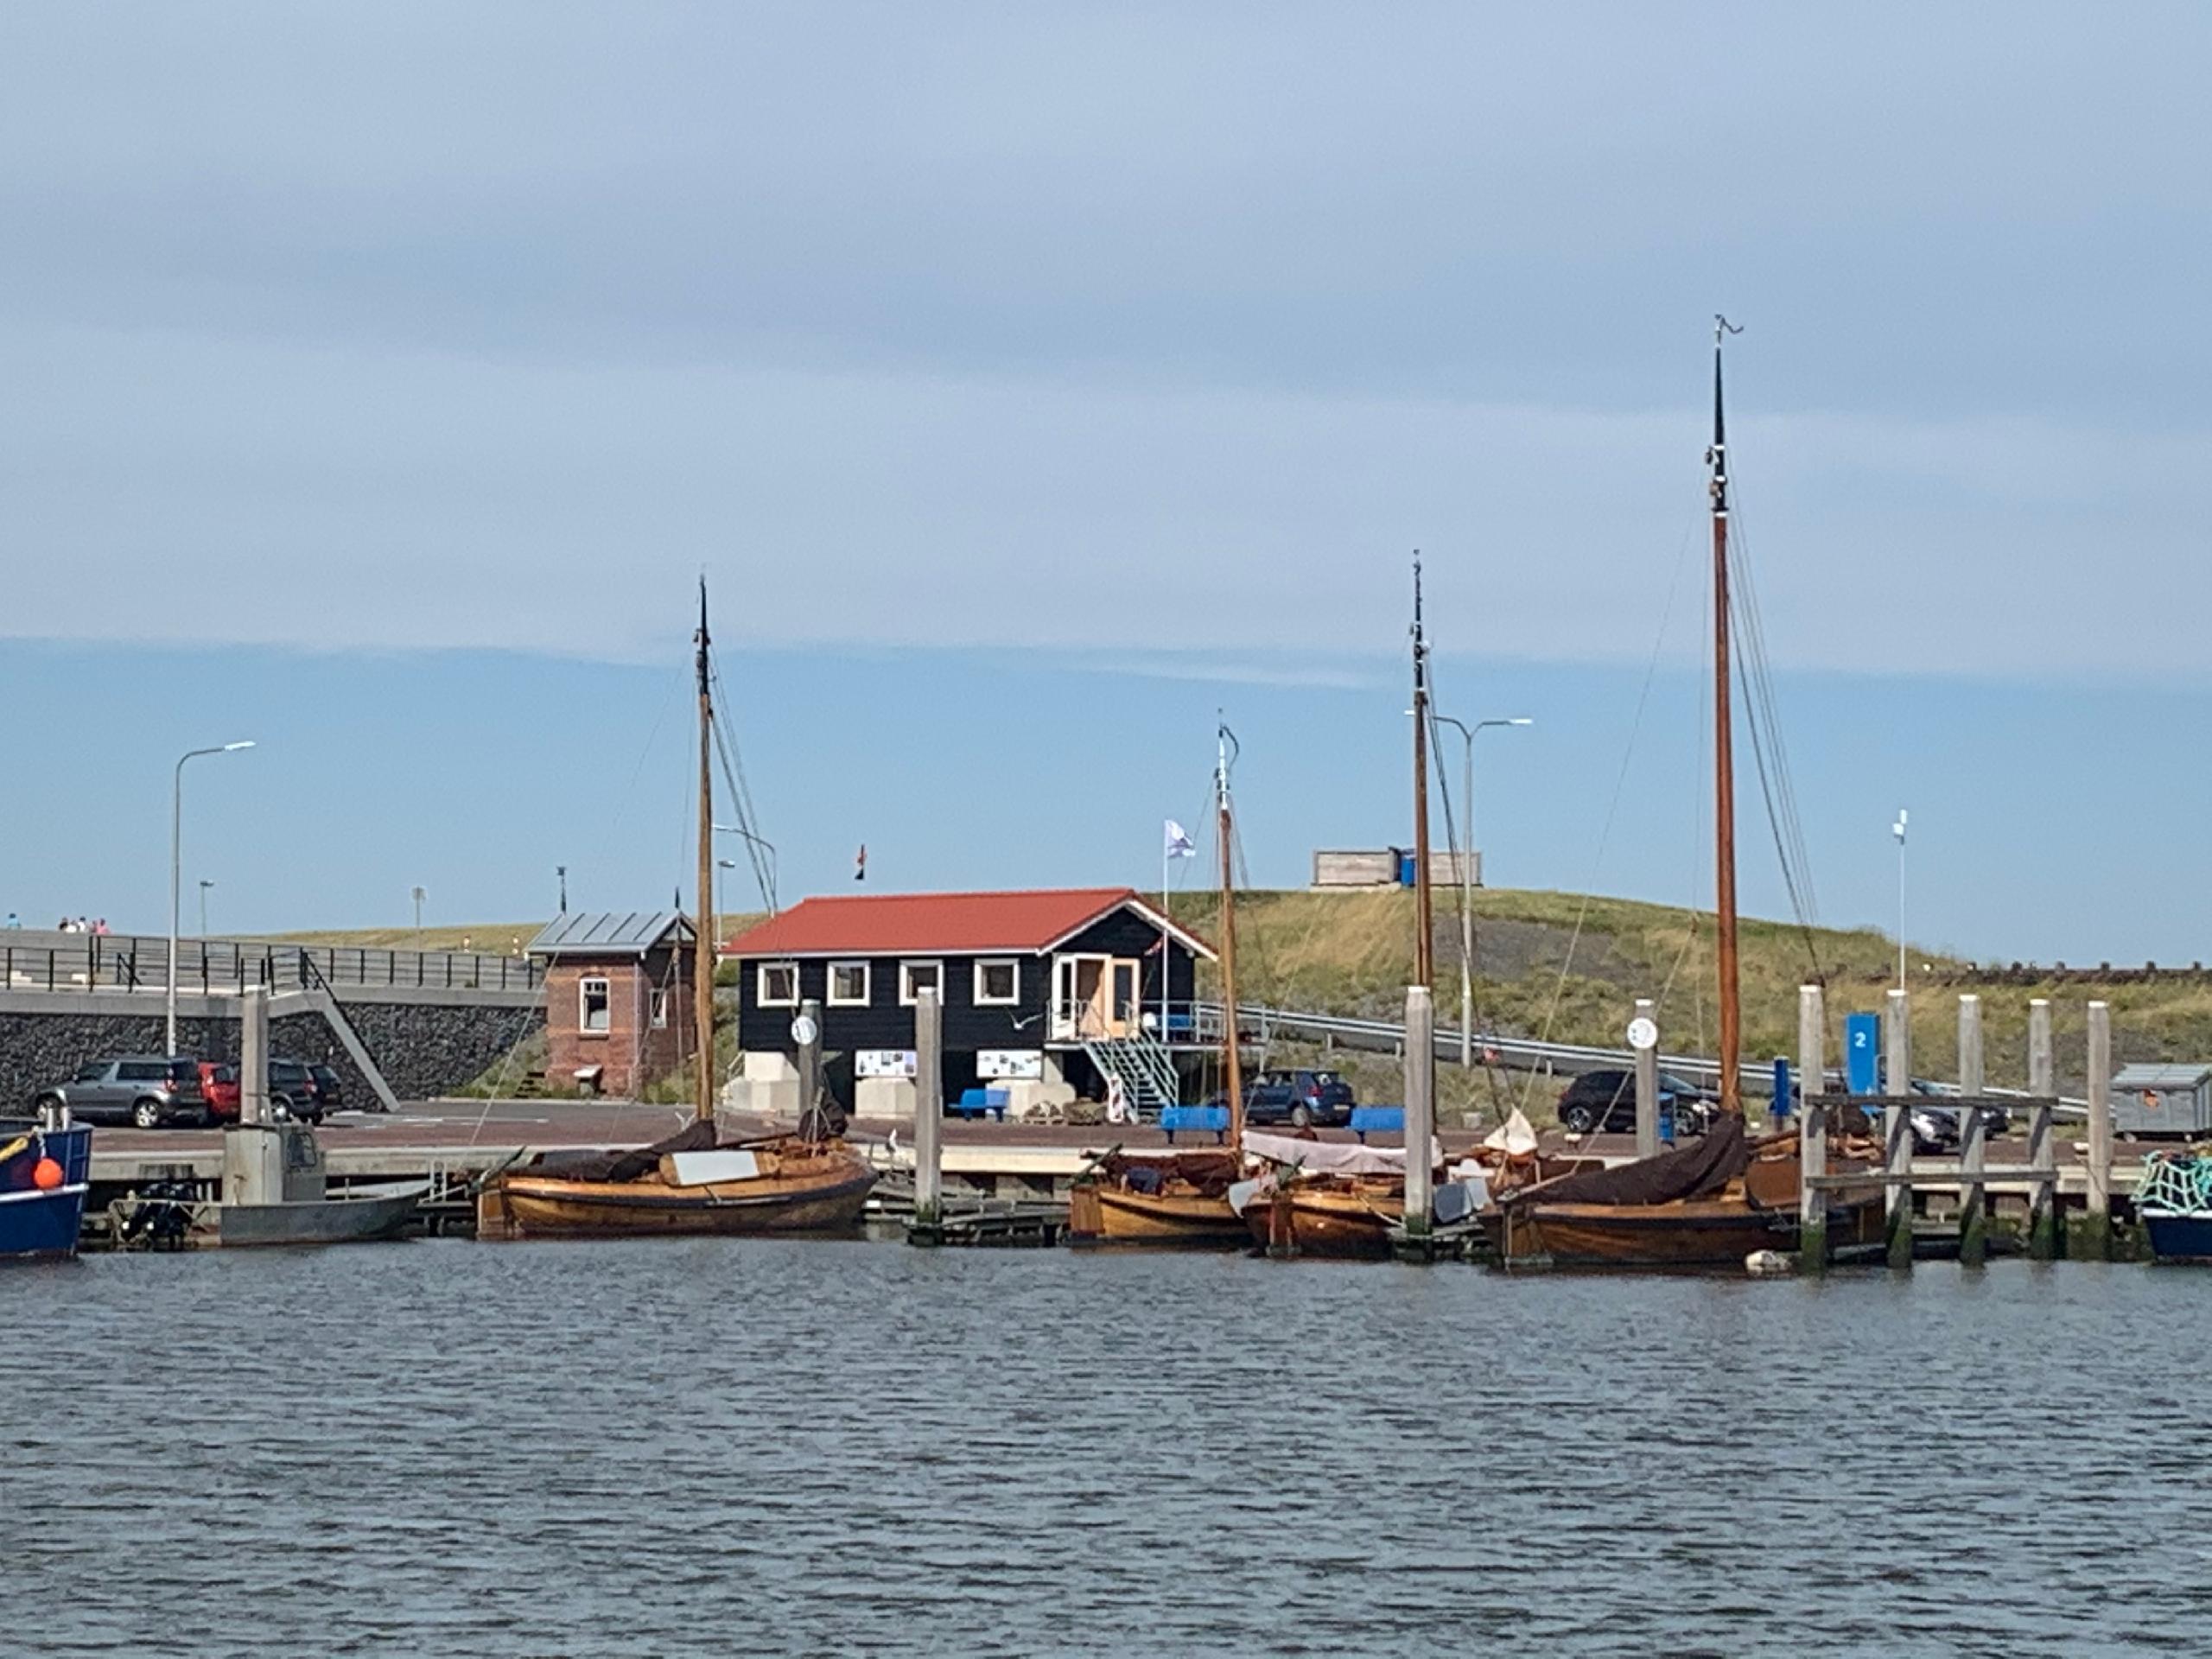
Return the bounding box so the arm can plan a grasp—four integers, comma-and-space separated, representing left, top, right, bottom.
0, 989, 543, 1109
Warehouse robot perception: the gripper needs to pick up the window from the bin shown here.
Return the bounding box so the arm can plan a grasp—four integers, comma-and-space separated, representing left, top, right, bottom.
899, 960, 944, 1006
757, 963, 798, 1007
828, 961, 871, 1006
579, 976, 611, 1034
650, 989, 669, 1029
974, 958, 1020, 1006
120, 1061, 162, 1082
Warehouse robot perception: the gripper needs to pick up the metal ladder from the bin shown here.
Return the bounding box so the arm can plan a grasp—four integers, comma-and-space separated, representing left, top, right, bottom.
1084, 1029, 1180, 1114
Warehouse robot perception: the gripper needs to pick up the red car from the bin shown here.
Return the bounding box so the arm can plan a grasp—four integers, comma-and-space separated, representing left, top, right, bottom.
197, 1061, 242, 1122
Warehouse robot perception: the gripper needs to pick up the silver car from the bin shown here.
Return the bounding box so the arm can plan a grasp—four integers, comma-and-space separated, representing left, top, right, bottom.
35, 1055, 207, 1128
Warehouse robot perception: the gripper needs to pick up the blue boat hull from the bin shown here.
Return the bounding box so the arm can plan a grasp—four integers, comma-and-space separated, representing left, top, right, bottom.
2143, 1209, 2212, 1264
0, 1122, 92, 1262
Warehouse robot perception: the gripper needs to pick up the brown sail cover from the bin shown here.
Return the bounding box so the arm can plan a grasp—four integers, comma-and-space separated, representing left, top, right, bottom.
1508, 1115, 1751, 1208
532, 1118, 721, 1185
1092, 1149, 1241, 1196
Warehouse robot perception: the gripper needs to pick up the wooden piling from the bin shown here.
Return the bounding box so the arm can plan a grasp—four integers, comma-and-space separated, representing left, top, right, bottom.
911, 986, 944, 1239
796, 996, 823, 1124
2027, 998, 2057, 1260
2084, 999, 2113, 1261
240, 981, 270, 1127
1885, 988, 1913, 1268
1633, 996, 1659, 1160
1797, 984, 1827, 1270
1958, 994, 1987, 1267
1401, 985, 1434, 1244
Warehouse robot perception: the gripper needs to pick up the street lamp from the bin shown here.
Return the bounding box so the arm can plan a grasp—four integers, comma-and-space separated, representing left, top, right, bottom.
1430, 715, 1534, 1068
168, 741, 254, 1054
197, 879, 214, 938
411, 886, 426, 948
715, 858, 740, 950
712, 823, 779, 913
1891, 809, 1909, 992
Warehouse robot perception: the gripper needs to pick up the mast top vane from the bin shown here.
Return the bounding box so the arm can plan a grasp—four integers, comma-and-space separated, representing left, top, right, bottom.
1709, 319, 1741, 513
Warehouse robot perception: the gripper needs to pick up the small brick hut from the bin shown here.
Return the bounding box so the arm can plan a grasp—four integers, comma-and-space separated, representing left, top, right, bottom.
530, 911, 696, 1097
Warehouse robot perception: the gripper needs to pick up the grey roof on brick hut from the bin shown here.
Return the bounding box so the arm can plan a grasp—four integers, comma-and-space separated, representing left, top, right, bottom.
528, 911, 696, 958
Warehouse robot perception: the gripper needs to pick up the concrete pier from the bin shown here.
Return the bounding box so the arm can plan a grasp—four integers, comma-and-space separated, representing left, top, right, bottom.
2027, 998, 2057, 1260
1400, 985, 1434, 1243
1885, 988, 1913, 1268
2082, 1000, 2113, 1261
1958, 994, 1987, 1267
1796, 984, 1826, 1270
908, 987, 945, 1244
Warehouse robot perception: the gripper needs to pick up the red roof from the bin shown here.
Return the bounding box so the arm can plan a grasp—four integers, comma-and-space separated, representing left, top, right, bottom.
720, 887, 1213, 960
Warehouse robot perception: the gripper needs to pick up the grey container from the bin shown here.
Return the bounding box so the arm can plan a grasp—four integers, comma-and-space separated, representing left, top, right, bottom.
2111, 1064, 2212, 1137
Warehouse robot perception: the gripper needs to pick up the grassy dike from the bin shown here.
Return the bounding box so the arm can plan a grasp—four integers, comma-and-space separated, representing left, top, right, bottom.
263, 889, 2212, 1107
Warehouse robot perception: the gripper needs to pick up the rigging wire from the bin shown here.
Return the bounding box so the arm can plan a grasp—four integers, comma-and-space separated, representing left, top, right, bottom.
703, 647, 777, 915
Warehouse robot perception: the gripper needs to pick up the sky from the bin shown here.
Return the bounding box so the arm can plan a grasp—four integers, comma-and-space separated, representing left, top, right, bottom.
2, 3, 2208, 957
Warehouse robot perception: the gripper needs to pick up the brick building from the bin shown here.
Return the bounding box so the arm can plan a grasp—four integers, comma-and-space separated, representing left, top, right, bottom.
529, 911, 696, 1096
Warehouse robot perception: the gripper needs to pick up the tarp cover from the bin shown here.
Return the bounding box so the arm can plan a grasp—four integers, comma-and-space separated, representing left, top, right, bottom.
534, 1118, 720, 1185
1510, 1115, 1751, 1208
1241, 1131, 1441, 1176
1482, 1109, 1541, 1157
1096, 1149, 1240, 1194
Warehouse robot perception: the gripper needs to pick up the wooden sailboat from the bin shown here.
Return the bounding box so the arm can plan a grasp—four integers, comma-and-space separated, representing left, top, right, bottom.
1244, 556, 1435, 1259
479, 584, 875, 1242
1069, 726, 1250, 1246
1495, 323, 1881, 1268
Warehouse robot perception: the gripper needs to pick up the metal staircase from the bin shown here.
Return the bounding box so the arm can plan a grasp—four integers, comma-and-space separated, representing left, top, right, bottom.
1084, 1030, 1180, 1114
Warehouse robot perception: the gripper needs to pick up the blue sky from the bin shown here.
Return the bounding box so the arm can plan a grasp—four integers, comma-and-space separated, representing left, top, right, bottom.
3, 3, 2207, 957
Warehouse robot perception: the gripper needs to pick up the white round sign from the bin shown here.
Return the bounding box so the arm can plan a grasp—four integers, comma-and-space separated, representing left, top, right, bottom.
1625, 1016, 1659, 1052
790, 1014, 819, 1047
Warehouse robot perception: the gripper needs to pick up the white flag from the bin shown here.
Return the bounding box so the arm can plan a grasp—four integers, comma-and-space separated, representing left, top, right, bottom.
1164, 819, 1197, 858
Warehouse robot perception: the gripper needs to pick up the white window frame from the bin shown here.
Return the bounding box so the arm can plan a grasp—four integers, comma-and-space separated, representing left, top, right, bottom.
827, 960, 872, 1007
974, 957, 1020, 1006
579, 975, 612, 1036
899, 959, 945, 1007
756, 962, 799, 1007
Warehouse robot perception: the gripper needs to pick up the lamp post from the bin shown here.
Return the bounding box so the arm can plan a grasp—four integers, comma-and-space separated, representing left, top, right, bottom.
411, 886, 426, 949
712, 823, 779, 914
715, 858, 740, 950
1891, 809, 1909, 993
1429, 714, 1533, 1068
168, 741, 254, 1055
197, 879, 213, 938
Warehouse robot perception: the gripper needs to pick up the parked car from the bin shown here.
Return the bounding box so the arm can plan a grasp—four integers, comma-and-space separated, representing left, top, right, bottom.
269, 1057, 325, 1124
33, 1056, 207, 1129
1556, 1069, 1719, 1136
197, 1061, 242, 1122
308, 1064, 345, 1113
1211, 1069, 1356, 1128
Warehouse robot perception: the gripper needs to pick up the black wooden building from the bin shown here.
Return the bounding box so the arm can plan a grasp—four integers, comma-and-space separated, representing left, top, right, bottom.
721, 887, 1213, 1103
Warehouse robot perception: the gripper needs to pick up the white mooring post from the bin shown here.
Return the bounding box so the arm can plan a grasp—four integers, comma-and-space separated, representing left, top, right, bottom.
1402, 985, 1435, 1243
796, 996, 823, 1125
240, 981, 270, 1127
912, 986, 943, 1231
1885, 987, 1913, 1268
1797, 984, 1827, 1269
1633, 996, 1660, 1160
1958, 993, 1986, 1267
2027, 998, 2057, 1260
2086, 1000, 2113, 1260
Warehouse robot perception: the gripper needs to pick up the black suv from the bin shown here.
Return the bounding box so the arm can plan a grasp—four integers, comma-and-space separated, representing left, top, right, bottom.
1556, 1069, 1717, 1136
34, 1056, 207, 1129
269, 1058, 326, 1124
1234, 1069, 1356, 1128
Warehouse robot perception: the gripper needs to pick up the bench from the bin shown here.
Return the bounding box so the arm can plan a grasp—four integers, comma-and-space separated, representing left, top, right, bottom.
1350, 1105, 1404, 1143
949, 1087, 1010, 1122
1160, 1104, 1230, 1144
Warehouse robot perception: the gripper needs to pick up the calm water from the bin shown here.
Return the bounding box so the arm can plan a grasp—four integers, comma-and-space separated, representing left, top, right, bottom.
6, 1243, 2208, 1656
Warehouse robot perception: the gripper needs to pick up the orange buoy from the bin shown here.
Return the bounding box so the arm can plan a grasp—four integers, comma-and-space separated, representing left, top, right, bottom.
31, 1157, 64, 1191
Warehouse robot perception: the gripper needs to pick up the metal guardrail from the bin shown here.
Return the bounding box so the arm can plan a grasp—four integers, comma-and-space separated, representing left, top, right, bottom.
0, 931, 543, 997
1182, 1001, 2093, 1115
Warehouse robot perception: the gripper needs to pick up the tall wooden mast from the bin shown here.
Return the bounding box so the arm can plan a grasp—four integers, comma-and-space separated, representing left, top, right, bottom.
1215, 722, 1243, 1149
1709, 320, 1743, 1117
694, 578, 716, 1124
1410, 552, 1434, 990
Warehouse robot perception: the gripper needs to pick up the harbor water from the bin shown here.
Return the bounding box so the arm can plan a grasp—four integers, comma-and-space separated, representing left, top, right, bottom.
7, 1244, 2208, 1656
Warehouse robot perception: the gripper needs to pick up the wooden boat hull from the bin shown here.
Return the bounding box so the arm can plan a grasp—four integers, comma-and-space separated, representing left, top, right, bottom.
1498, 1198, 1790, 1268
1071, 1183, 1248, 1247
483, 1152, 875, 1240
1243, 1183, 1399, 1259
